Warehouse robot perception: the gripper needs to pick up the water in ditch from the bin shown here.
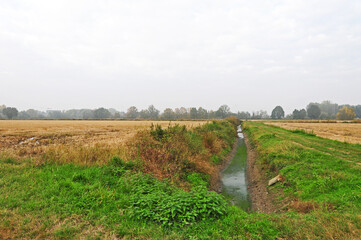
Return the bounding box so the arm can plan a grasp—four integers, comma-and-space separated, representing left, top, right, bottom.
221, 125, 251, 210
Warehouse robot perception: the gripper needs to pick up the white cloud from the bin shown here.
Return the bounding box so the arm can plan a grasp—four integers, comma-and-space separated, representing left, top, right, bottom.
1, 0, 361, 113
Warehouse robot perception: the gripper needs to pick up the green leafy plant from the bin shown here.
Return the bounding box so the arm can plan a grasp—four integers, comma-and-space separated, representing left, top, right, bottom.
130, 185, 227, 227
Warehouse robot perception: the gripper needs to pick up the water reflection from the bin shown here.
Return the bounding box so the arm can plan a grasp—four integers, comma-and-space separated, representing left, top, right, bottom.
221, 125, 251, 210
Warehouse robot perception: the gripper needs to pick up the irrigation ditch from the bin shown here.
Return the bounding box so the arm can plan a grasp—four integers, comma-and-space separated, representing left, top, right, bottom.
220, 124, 276, 213
220, 125, 251, 210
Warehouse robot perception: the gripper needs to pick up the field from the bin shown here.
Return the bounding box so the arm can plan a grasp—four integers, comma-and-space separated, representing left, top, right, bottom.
0, 120, 206, 165
1, 120, 361, 239
266, 121, 361, 144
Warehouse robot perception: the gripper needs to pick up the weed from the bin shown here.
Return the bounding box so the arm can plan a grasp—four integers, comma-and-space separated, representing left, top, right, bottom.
128, 120, 237, 184
130, 186, 227, 227
186, 172, 209, 187
1, 158, 20, 165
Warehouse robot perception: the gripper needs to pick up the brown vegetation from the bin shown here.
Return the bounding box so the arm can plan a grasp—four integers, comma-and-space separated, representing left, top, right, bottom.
266, 122, 361, 144
0, 120, 206, 165
126, 121, 237, 186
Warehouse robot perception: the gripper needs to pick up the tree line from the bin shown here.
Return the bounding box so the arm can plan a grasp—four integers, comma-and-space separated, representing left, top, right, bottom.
1, 101, 360, 120
270, 101, 361, 120
0, 104, 266, 120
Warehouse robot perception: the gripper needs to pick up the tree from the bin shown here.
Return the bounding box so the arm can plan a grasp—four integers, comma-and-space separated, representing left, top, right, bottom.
147, 105, 160, 119
337, 107, 356, 120
299, 109, 307, 119
47, 110, 64, 119
319, 100, 338, 119
126, 106, 139, 119
18, 111, 30, 119
293, 109, 306, 119
252, 110, 269, 119
190, 107, 198, 119
64, 109, 80, 119
208, 110, 216, 119
26, 109, 42, 119
271, 106, 284, 119
216, 105, 231, 119
307, 104, 321, 119
2, 107, 18, 119
82, 110, 94, 119
139, 109, 150, 119
174, 107, 188, 119
94, 108, 111, 119
113, 112, 121, 119
355, 105, 361, 118
162, 108, 175, 119
285, 114, 293, 119
108, 108, 118, 115
260, 110, 269, 119
197, 107, 208, 119
319, 112, 330, 120
237, 111, 251, 120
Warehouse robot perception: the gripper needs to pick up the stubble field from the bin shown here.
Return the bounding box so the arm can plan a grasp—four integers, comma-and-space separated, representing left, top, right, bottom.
266, 121, 361, 144
0, 120, 206, 165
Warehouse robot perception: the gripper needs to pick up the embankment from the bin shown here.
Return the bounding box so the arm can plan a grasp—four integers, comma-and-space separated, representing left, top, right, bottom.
243, 130, 277, 213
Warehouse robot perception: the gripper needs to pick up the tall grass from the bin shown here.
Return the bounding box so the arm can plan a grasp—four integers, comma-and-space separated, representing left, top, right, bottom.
127, 120, 237, 186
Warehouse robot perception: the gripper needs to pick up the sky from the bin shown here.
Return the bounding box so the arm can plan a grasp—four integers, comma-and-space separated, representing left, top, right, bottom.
1, 0, 361, 114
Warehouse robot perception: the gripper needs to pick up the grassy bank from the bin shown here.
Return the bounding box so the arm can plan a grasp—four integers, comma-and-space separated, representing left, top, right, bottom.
126, 119, 237, 187
242, 121, 361, 238
1, 120, 360, 239
0, 160, 280, 239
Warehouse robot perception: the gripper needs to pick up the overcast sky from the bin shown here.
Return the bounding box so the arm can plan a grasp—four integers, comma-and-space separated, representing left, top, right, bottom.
1, 0, 360, 114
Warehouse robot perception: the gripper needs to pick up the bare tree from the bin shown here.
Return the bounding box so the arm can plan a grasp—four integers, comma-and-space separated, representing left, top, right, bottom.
126, 106, 139, 119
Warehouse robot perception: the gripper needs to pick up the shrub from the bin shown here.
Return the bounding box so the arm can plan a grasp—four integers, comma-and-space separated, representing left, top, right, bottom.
110, 156, 125, 167
109, 156, 139, 170
225, 116, 241, 126
130, 185, 227, 226
127, 120, 237, 185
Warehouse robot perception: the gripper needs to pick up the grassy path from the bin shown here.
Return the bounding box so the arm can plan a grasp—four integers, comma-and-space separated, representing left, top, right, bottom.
266, 124, 361, 163
243, 122, 361, 210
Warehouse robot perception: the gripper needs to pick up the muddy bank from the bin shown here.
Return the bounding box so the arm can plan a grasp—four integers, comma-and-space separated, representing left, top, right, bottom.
243, 131, 277, 213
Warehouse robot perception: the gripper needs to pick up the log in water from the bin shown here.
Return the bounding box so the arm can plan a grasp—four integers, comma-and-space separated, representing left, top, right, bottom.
221, 125, 251, 210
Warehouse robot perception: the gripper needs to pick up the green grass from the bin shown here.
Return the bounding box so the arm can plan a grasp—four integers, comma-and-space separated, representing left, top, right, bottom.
1, 120, 360, 239
0, 160, 280, 239
243, 121, 361, 212
242, 121, 361, 238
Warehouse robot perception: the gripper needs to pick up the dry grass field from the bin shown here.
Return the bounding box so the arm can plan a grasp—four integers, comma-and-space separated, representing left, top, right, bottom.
0, 120, 206, 164
266, 121, 361, 144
